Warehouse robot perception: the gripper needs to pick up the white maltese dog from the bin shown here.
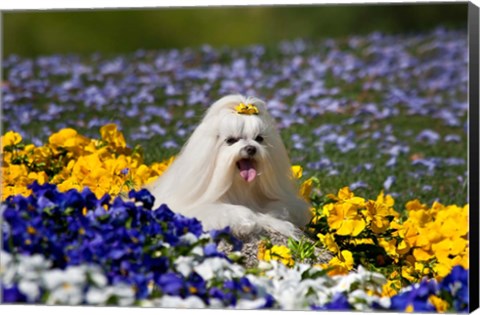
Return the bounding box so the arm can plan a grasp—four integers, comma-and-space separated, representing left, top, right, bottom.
148, 94, 311, 238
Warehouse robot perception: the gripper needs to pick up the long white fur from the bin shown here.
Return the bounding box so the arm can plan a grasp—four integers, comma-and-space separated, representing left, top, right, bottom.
147, 94, 311, 238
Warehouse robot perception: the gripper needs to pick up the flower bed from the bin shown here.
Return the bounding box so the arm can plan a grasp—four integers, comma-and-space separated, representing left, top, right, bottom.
1, 127, 469, 312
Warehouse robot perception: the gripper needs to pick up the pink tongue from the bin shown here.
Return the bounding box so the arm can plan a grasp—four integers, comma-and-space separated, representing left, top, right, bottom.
238, 159, 257, 182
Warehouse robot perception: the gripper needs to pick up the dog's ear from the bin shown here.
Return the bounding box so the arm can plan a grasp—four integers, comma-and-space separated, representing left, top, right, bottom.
148, 111, 233, 210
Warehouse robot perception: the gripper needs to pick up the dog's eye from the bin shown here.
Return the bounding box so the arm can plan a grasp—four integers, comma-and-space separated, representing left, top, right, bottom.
226, 137, 238, 145
255, 135, 264, 143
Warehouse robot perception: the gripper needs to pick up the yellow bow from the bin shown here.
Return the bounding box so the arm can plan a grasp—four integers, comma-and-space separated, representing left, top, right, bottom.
235, 103, 259, 115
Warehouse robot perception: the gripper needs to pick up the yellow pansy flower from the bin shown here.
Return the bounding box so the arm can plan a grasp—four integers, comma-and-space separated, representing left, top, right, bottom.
337, 186, 354, 200
405, 304, 415, 312
3, 164, 29, 182
1, 131, 22, 149
407, 209, 432, 228
2, 185, 32, 199
324, 250, 354, 275
49, 128, 90, 153
258, 243, 294, 267
299, 177, 314, 201
57, 177, 83, 193
327, 202, 366, 236
100, 123, 126, 148
439, 214, 468, 238
412, 248, 433, 261
429, 295, 449, 313
378, 238, 398, 261
406, 199, 428, 211
432, 238, 467, 260
317, 233, 339, 254
291, 165, 303, 179
331, 187, 366, 207
401, 265, 417, 282
49, 128, 78, 146
362, 200, 391, 234
382, 279, 402, 297
27, 171, 49, 185
322, 203, 334, 217
414, 262, 431, 275
349, 238, 374, 246
1, 125, 175, 201
396, 239, 411, 256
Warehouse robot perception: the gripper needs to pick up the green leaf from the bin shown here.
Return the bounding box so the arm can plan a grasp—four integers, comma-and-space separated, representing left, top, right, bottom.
64, 207, 75, 215
125, 217, 133, 229
3, 145, 15, 152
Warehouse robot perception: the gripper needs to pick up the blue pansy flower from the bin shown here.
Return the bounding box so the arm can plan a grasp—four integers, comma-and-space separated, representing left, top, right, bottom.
2, 285, 28, 303
390, 279, 437, 312
129, 189, 155, 210
210, 227, 243, 251
156, 272, 185, 296
440, 265, 469, 312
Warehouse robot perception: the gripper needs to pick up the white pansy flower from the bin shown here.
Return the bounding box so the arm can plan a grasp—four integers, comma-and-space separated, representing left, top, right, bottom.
0, 250, 13, 270
179, 232, 198, 244
154, 295, 206, 308
2, 252, 51, 301
193, 257, 245, 281
331, 273, 361, 292
1, 250, 15, 285
347, 289, 390, 311
42, 266, 87, 305
236, 298, 268, 309
257, 260, 273, 270
110, 283, 136, 306
138, 299, 155, 307
86, 283, 135, 306
199, 232, 212, 240
190, 244, 204, 256
87, 265, 108, 288
18, 254, 52, 282
208, 298, 226, 309
331, 266, 387, 294
174, 256, 195, 277
348, 289, 375, 311
46, 281, 84, 305
18, 280, 41, 302
377, 296, 391, 309
86, 286, 110, 305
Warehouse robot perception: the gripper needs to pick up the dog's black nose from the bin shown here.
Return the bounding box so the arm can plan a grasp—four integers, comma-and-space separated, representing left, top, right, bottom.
245, 145, 257, 156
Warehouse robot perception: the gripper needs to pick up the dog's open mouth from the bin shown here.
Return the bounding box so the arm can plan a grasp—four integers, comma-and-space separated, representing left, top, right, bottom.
237, 159, 257, 182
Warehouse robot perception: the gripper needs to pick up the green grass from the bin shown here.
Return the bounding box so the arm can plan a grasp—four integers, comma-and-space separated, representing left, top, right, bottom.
3, 32, 468, 212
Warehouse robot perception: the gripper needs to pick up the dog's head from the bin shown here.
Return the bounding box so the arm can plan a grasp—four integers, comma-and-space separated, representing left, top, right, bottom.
201, 95, 284, 188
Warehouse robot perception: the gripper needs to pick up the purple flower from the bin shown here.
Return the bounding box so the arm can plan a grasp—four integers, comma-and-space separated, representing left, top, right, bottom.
383, 176, 396, 190
444, 157, 465, 166
162, 140, 178, 149
349, 181, 369, 190
445, 134, 461, 142
416, 129, 440, 144
386, 156, 397, 168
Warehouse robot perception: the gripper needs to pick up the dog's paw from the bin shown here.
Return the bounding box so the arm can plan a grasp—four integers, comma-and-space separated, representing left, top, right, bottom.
225, 206, 262, 238
192, 203, 260, 237
256, 214, 298, 238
